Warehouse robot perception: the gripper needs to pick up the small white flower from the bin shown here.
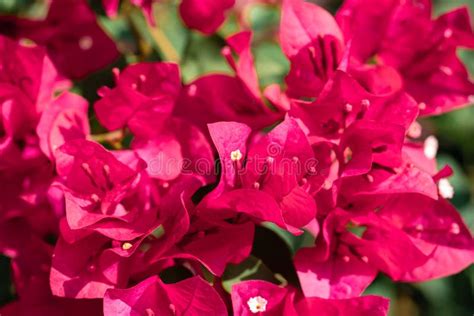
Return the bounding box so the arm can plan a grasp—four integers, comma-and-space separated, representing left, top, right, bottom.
247, 296, 268, 313
230, 149, 243, 161
121, 242, 133, 250
438, 179, 454, 199
423, 136, 438, 159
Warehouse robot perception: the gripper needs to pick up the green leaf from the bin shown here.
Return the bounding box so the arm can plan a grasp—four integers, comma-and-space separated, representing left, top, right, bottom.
153, 2, 190, 60
262, 222, 314, 255
221, 255, 279, 293
248, 5, 280, 33
181, 34, 231, 82
150, 225, 165, 239
254, 42, 289, 87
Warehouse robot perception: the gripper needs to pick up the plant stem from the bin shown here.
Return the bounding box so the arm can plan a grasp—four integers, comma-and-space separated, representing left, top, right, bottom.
91, 130, 124, 149
147, 22, 180, 62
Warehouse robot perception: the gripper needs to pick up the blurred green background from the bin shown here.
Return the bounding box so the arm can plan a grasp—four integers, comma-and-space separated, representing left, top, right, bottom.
0, 0, 472, 315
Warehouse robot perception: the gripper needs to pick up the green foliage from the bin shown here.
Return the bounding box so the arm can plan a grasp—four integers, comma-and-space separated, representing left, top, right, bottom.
222, 255, 279, 293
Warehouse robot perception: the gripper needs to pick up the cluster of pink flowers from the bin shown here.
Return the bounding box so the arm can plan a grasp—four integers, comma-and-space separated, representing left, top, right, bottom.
0, 0, 473, 315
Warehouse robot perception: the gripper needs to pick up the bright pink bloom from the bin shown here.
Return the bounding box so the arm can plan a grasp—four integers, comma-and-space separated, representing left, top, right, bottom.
337, 0, 474, 114
280, 0, 345, 98
0, 35, 68, 170
180, 0, 235, 34
199, 116, 317, 233
55, 139, 158, 241
103, 0, 234, 34
37, 92, 90, 160
0, 165, 60, 238
293, 209, 430, 298
0, 219, 103, 316
131, 117, 214, 184
129, 179, 254, 277
232, 280, 389, 315
289, 71, 418, 141
0, 0, 119, 79
338, 164, 439, 201
289, 295, 390, 316
174, 32, 282, 134
339, 120, 405, 177
167, 219, 254, 275
102, 0, 120, 17
95, 62, 181, 136
377, 195, 474, 281
104, 275, 227, 315
50, 229, 129, 298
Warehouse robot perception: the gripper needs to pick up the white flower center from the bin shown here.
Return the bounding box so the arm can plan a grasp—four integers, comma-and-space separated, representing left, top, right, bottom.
438, 179, 454, 199
79, 36, 93, 50
122, 242, 133, 250
423, 135, 438, 159
230, 149, 243, 161
247, 296, 268, 313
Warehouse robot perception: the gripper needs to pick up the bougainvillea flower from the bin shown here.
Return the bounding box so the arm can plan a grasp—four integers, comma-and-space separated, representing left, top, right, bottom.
175, 74, 279, 134
293, 211, 377, 299
338, 120, 405, 177
126, 179, 193, 277
37, 92, 90, 160
102, 0, 120, 17
338, 163, 439, 202
348, 63, 403, 96
288, 70, 375, 139
0, 165, 61, 240
52, 215, 168, 300
0, 35, 69, 109
295, 246, 377, 299
131, 117, 214, 184
294, 208, 432, 297
50, 230, 130, 298
232, 280, 288, 315
95, 62, 181, 136
280, 0, 344, 58
55, 139, 158, 241
0, 219, 54, 293
104, 275, 227, 315
199, 116, 317, 233
337, 0, 474, 114
103, 0, 234, 34
1, 0, 473, 313
103, 0, 153, 26
180, 0, 236, 34
376, 195, 474, 281
0, 92, 44, 170
402, 139, 438, 175
289, 70, 418, 141
280, 0, 345, 98
167, 219, 254, 275
127, 175, 253, 278
0, 293, 102, 316
0, 35, 68, 170
174, 32, 282, 134
288, 294, 390, 316
0, 219, 103, 316
0, 0, 119, 79
231, 280, 389, 315
222, 31, 260, 99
